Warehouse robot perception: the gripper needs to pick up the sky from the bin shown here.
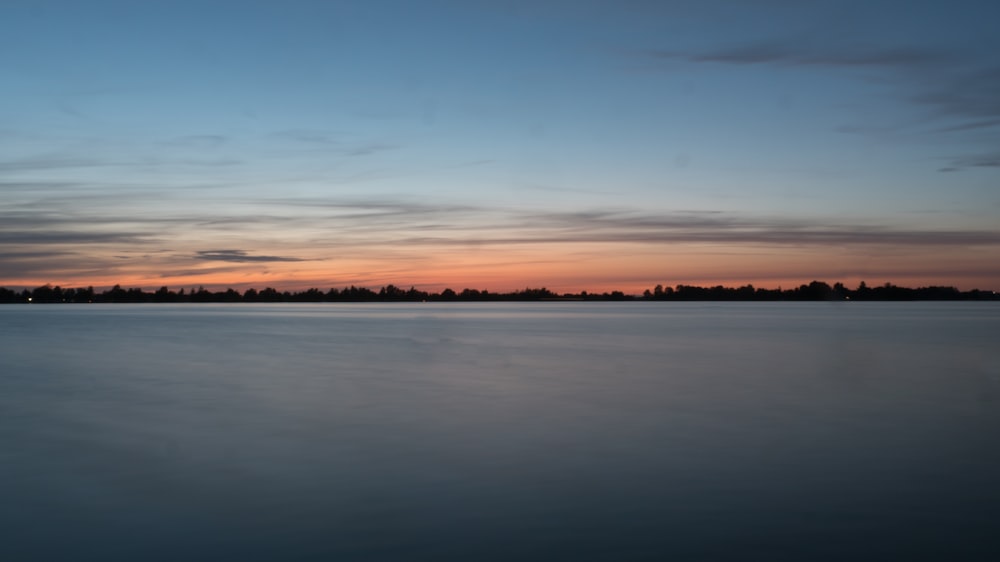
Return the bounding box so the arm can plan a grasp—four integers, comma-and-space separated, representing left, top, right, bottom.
3, 0, 1000, 293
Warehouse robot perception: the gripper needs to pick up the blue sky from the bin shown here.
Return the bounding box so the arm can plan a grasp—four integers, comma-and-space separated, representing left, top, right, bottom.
3, 0, 999, 291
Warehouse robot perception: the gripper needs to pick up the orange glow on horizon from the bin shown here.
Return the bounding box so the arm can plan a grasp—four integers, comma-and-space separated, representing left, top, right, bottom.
4, 239, 998, 294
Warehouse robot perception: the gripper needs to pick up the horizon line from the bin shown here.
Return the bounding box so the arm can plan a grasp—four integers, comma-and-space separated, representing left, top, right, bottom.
3, 279, 997, 300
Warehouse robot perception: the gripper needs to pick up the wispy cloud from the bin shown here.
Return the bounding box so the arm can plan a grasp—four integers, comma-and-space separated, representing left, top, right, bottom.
0, 231, 151, 244
0, 250, 127, 282
6, 195, 1000, 251
156, 134, 228, 148
158, 266, 247, 278
242, 200, 1000, 248
0, 180, 84, 192
194, 250, 307, 263
911, 66, 1000, 157
0, 153, 242, 173
267, 129, 399, 157
3, 191, 999, 287
645, 36, 1000, 169
270, 129, 344, 145
930, 117, 1000, 134
343, 143, 398, 157
912, 65, 1000, 114
386, 209, 1000, 247
647, 43, 947, 68
0, 156, 122, 172
939, 153, 1000, 172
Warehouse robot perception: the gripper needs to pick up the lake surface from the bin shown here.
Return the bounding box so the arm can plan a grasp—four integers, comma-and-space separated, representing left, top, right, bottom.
2, 302, 999, 561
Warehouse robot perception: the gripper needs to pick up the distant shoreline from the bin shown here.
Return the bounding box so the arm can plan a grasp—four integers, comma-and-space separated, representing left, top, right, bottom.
3, 281, 997, 303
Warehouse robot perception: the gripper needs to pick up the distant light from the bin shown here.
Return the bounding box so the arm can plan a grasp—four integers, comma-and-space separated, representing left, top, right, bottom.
27, 297, 32, 302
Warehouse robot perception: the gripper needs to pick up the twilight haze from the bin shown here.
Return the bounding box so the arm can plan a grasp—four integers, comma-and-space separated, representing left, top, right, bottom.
3, 0, 1000, 293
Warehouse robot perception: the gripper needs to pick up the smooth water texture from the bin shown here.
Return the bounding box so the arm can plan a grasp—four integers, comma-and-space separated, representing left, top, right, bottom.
2, 302, 999, 561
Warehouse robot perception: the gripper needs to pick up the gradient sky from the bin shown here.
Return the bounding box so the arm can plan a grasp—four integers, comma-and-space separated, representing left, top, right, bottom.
4, 0, 1000, 293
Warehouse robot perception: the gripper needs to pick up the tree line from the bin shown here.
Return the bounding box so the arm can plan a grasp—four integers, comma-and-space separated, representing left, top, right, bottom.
640, 280, 997, 301
1, 280, 996, 303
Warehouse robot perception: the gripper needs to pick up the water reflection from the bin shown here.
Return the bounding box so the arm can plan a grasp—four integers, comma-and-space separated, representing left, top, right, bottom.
1, 303, 998, 560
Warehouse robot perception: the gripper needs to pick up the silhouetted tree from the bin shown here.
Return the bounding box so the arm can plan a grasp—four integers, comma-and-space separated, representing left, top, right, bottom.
106, 284, 128, 303
154, 286, 175, 303
3, 279, 998, 304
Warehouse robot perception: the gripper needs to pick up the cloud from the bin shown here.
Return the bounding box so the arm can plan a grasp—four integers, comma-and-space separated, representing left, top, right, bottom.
268, 129, 399, 157
156, 135, 227, 148
646, 36, 1000, 167
0, 249, 126, 282
939, 153, 1000, 172
912, 66, 1000, 115
254, 197, 479, 219
0, 153, 242, 174
6, 195, 999, 252
194, 250, 306, 263
4, 195, 998, 288
0, 231, 150, 244
159, 266, 246, 278
270, 129, 344, 145
647, 43, 946, 68
381, 208, 1000, 248
0, 180, 82, 192
239, 200, 1000, 248
0, 156, 121, 172
242, 201, 1000, 248
343, 143, 398, 157
930, 117, 1000, 133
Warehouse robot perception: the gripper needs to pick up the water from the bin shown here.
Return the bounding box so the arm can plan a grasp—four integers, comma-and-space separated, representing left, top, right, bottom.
2, 302, 999, 561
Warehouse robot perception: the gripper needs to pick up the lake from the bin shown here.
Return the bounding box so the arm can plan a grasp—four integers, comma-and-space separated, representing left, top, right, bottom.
1, 302, 998, 561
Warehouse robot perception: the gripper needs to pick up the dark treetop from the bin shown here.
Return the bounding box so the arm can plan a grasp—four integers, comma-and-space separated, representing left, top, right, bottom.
2, 280, 997, 304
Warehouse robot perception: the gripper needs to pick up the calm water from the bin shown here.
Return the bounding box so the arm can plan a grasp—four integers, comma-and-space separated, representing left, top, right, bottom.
2, 302, 999, 561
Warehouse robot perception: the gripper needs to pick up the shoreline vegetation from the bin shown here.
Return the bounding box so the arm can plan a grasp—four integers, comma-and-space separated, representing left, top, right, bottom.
2, 281, 997, 303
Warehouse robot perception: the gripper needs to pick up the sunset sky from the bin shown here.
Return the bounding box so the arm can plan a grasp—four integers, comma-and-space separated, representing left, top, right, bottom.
4, 0, 1000, 293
